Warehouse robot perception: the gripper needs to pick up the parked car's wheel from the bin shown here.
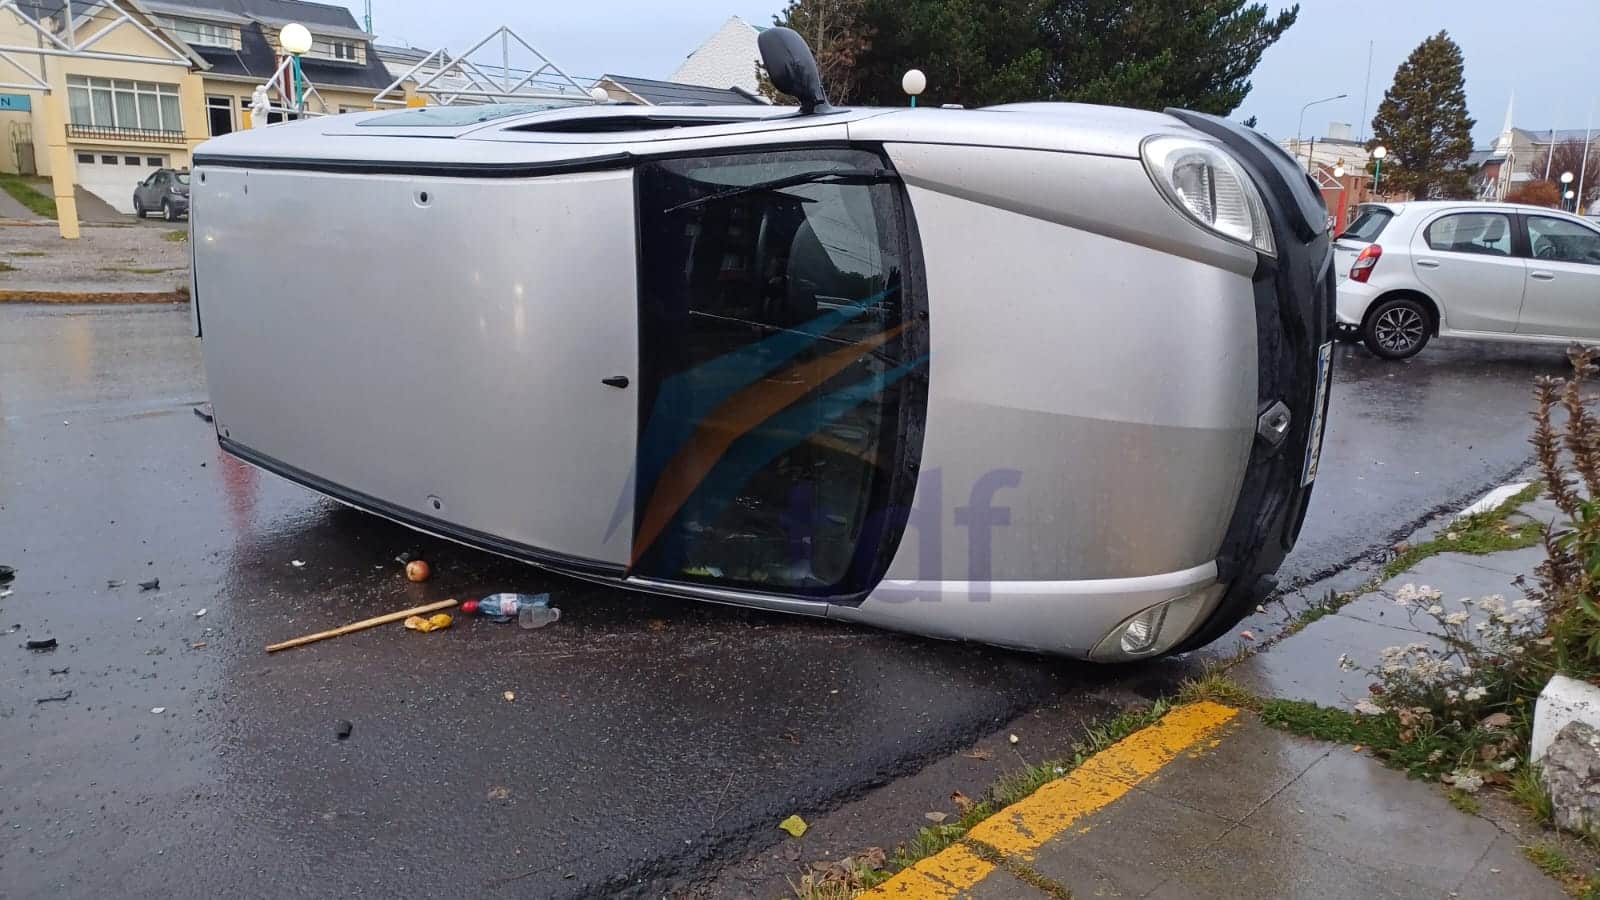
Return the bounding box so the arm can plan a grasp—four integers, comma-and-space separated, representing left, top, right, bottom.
133, 199, 145, 218
1363, 296, 1431, 359
162, 200, 177, 222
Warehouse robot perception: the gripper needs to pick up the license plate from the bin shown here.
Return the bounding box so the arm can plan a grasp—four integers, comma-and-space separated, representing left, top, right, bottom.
1300, 342, 1333, 486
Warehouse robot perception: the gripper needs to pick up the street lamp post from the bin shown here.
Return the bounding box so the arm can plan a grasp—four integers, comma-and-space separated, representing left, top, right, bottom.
902, 69, 926, 108
1561, 171, 1576, 211
1372, 146, 1387, 195
1296, 93, 1348, 170
279, 23, 312, 114
1334, 164, 1348, 232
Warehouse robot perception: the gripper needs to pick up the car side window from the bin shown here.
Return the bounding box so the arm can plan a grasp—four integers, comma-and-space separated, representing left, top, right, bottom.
1527, 216, 1600, 266
1423, 213, 1513, 256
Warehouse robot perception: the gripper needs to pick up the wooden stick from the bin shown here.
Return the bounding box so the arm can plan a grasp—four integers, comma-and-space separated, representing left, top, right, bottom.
266, 598, 458, 653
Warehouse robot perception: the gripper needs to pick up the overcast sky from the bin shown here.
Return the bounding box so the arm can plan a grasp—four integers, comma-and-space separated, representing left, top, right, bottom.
359, 0, 1598, 148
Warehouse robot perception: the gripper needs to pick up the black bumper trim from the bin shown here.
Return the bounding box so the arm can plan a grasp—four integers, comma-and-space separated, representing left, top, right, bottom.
218, 436, 627, 579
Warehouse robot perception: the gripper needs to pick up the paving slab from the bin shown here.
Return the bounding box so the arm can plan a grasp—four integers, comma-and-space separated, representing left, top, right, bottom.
1026, 786, 1235, 897
1133, 716, 1331, 823
1144, 821, 1441, 899
1228, 611, 1436, 708
1242, 746, 1502, 892
1450, 832, 1567, 900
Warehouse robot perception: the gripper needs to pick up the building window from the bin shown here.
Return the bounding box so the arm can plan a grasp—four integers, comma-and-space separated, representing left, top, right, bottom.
100, 155, 117, 165
1527, 216, 1600, 266
124, 155, 141, 165
151, 15, 240, 50
146, 156, 164, 167
76, 152, 94, 164
207, 95, 234, 136
66, 76, 182, 133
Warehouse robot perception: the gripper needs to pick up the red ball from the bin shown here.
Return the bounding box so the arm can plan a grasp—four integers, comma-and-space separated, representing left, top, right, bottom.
461, 600, 478, 614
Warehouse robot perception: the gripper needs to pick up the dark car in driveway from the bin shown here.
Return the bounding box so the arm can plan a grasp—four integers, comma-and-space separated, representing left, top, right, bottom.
133, 168, 189, 221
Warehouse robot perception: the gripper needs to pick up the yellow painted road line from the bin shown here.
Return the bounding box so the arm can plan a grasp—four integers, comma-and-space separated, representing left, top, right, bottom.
863, 701, 1239, 898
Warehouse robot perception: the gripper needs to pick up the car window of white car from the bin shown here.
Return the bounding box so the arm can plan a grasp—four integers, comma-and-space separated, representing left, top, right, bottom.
1424, 213, 1514, 256
1527, 216, 1600, 266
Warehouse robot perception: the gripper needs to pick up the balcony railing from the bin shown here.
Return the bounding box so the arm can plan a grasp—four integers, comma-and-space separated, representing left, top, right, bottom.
66, 124, 185, 144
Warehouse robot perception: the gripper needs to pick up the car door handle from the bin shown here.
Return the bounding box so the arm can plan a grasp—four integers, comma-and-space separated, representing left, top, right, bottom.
1530, 271, 1556, 281
1415, 259, 1441, 268
602, 375, 630, 389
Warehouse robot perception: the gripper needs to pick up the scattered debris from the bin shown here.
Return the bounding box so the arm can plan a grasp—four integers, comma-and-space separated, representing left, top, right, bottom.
107, 579, 124, 588
290, 560, 306, 568
0, 589, 10, 599
138, 578, 160, 591
405, 560, 431, 582
395, 550, 421, 564
647, 619, 667, 632
923, 811, 947, 824
1008, 733, 1020, 745
192, 404, 214, 422
962, 749, 995, 761
36, 691, 72, 704
0, 565, 14, 584
403, 613, 453, 633
335, 720, 353, 740
25, 638, 57, 651
502, 690, 516, 702
778, 814, 808, 838
1255, 604, 1267, 614
190, 642, 207, 650
682, 565, 724, 577
951, 790, 976, 814
1240, 629, 1256, 641
487, 785, 512, 802
266, 598, 459, 652
151, 707, 166, 714
194, 608, 207, 618
462, 593, 559, 629
49, 667, 69, 675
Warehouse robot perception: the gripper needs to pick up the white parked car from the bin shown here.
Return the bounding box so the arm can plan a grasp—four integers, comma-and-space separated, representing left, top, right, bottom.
1335, 201, 1600, 358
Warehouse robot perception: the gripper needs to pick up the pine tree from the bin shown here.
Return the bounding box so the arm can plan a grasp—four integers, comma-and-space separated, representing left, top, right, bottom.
1368, 31, 1476, 199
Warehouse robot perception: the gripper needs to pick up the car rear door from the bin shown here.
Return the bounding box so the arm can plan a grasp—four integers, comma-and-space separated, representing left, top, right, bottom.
1410, 210, 1526, 333
1516, 214, 1600, 338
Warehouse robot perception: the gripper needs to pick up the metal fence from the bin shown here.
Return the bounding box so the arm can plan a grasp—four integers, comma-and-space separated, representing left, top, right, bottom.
65, 124, 186, 144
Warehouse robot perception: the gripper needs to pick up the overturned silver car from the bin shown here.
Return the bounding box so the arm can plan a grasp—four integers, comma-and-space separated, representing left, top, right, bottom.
191, 29, 1334, 661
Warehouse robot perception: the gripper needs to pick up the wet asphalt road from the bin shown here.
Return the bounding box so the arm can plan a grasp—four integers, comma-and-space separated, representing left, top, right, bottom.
0, 304, 1564, 898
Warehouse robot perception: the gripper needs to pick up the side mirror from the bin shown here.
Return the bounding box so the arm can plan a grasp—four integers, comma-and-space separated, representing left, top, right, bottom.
757, 27, 833, 115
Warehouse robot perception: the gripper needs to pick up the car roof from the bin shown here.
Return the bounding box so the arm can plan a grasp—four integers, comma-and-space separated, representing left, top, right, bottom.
1371, 199, 1590, 219
196, 101, 1195, 167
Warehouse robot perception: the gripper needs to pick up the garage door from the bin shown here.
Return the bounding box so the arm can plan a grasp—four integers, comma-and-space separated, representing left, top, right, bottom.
74, 151, 165, 215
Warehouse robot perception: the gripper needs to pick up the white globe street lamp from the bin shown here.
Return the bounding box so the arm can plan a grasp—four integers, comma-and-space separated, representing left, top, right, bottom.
1333, 165, 1346, 178
278, 23, 312, 114
1372, 145, 1387, 193
902, 69, 926, 107
279, 22, 312, 55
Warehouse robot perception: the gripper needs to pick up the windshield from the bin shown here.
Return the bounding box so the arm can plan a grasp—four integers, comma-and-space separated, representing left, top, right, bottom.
174, 172, 190, 185
1339, 207, 1393, 243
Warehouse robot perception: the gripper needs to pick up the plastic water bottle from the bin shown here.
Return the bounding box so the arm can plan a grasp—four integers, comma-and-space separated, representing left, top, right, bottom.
461, 593, 560, 629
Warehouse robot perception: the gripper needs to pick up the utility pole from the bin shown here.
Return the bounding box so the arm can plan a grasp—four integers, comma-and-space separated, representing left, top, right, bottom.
1358, 40, 1373, 142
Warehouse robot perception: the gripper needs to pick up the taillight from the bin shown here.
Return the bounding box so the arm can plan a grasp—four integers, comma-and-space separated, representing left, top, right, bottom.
1349, 244, 1382, 283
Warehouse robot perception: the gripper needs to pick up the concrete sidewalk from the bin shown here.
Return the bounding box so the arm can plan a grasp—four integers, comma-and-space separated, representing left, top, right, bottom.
1, 221, 189, 299
866, 485, 1572, 900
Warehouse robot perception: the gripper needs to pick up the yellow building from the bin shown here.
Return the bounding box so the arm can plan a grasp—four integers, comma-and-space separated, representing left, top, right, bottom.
0, 0, 401, 229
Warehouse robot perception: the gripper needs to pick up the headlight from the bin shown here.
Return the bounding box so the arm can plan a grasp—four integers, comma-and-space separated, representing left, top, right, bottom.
1141, 136, 1274, 256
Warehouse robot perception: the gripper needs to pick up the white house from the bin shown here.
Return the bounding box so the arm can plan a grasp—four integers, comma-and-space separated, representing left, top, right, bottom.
669, 15, 765, 95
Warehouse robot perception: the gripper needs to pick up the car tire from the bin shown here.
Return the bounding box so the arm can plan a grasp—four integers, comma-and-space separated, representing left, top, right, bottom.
1362, 297, 1431, 359
133, 199, 144, 218
163, 200, 176, 222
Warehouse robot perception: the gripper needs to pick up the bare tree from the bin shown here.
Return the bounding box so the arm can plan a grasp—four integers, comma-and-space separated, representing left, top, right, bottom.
1530, 139, 1600, 206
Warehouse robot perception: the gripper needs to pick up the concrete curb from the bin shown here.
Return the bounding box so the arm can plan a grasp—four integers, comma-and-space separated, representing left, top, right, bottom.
0, 290, 188, 304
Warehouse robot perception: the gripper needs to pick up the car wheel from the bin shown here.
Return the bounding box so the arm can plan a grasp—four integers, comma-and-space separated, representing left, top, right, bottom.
163, 200, 177, 222
1362, 297, 1431, 359
133, 199, 144, 218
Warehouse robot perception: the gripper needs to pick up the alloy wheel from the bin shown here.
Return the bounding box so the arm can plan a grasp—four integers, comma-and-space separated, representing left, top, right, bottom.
1374, 306, 1425, 354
